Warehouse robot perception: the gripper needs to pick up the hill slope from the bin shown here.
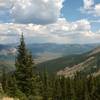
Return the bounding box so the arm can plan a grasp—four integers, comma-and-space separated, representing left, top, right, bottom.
37, 47, 100, 76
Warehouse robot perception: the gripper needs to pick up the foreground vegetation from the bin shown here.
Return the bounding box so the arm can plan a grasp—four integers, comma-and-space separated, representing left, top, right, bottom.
0, 34, 100, 100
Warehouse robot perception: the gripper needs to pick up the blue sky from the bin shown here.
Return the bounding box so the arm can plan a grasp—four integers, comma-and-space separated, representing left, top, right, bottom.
62, 0, 100, 32
62, 0, 83, 21
0, 0, 100, 44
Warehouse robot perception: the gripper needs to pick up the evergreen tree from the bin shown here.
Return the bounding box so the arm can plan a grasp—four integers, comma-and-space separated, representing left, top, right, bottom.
41, 67, 52, 100
6, 74, 27, 100
30, 73, 43, 99
66, 77, 73, 100
15, 33, 34, 96
1, 67, 7, 93
96, 52, 100, 70
6, 74, 18, 97
60, 76, 67, 100
52, 76, 62, 100
95, 76, 100, 100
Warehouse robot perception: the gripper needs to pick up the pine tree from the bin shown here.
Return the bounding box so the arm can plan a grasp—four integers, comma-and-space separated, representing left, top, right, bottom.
60, 76, 66, 100
6, 74, 27, 100
15, 33, 34, 96
28, 73, 43, 100
95, 76, 100, 100
41, 67, 52, 100
53, 77, 62, 100
66, 77, 73, 100
96, 52, 100, 70
1, 67, 7, 93
84, 84, 91, 100
6, 74, 18, 97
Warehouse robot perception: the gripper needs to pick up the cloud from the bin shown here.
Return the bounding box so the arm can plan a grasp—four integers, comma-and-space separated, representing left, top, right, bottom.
72, 19, 91, 31
0, 18, 99, 44
83, 0, 94, 10
0, 0, 12, 10
10, 0, 64, 24
46, 18, 91, 34
0, 0, 64, 24
94, 4, 100, 16
81, 0, 100, 17
0, 0, 99, 44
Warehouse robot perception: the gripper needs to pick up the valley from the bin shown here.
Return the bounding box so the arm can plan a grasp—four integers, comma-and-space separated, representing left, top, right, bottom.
0, 43, 100, 77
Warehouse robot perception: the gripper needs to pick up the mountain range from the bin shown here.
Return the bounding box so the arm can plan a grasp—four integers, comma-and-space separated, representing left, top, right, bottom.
0, 43, 100, 62
0, 43, 100, 76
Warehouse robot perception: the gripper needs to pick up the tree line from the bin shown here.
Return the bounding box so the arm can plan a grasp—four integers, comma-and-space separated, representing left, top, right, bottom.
0, 34, 100, 100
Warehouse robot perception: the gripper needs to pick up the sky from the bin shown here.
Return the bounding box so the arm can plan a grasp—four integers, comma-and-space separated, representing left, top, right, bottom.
0, 0, 100, 44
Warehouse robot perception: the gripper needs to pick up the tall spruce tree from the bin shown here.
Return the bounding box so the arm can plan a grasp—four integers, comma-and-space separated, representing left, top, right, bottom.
15, 33, 34, 96
96, 52, 100, 70
1, 67, 7, 93
41, 67, 51, 100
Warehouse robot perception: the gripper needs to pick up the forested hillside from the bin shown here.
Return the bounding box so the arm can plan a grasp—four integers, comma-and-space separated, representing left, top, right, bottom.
0, 35, 100, 100
37, 46, 100, 76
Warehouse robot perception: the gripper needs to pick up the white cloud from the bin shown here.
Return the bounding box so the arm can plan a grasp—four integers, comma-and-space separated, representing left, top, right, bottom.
94, 4, 100, 16
0, 18, 99, 44
0, 0, 99, 44
72, 19, 91, 31
10, 0, 64, 24
46, 18, 91, 34
81, 0, 100, 17
0, 0, 64, 24
0, 0, 12, 10
83, 0, 94, 10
